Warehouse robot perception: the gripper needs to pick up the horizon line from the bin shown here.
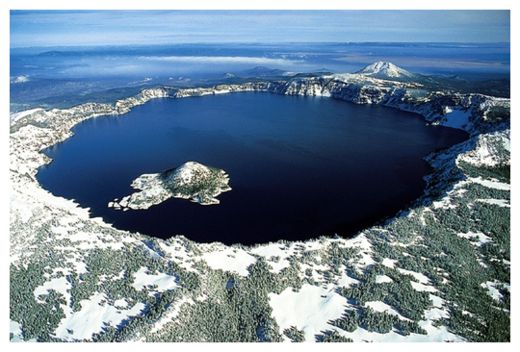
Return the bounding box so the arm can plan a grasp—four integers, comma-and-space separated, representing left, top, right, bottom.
10, 41, 511, 50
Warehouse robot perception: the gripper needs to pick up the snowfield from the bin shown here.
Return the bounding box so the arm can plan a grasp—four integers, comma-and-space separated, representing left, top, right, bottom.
200, 247, 257, 276
480, 281, 509, 302
269, 284, 348, 341
249, 243, 296, 273
131, 267, 179, 292
53, 292, 146, 341
375, 275, 393, 284
476, 199, 510, 208
457, 231, 491, 246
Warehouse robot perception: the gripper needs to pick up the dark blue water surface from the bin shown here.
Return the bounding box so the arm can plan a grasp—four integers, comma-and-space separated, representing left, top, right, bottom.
37, 93, 467, 244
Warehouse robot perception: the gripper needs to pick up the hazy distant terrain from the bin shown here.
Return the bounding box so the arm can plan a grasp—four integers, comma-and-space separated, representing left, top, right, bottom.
10, 42, 510, 112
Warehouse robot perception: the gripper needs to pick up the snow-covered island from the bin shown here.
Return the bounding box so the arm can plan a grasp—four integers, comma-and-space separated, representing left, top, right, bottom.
109, 161, 232, 210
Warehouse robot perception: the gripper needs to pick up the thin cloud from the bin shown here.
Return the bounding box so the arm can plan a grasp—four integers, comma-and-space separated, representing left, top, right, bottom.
138, 55, 300, 66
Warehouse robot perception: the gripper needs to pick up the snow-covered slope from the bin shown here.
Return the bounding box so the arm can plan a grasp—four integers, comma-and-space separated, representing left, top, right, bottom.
356, 61, 416, 80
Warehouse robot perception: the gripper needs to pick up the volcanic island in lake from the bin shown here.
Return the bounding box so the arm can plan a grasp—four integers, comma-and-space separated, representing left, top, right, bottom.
108, 161, 232, 211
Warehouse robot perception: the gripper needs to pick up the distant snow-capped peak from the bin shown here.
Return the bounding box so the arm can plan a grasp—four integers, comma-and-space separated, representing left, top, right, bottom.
356, 61, 415, 79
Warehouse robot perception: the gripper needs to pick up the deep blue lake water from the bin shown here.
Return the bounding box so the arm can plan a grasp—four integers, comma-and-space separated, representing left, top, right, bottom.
37, 93, 467, 244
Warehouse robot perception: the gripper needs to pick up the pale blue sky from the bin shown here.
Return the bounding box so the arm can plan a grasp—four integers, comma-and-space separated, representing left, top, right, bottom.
10, 10, 510, 48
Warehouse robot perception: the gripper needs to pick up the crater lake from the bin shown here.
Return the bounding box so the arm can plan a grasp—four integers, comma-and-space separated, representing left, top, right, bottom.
37, 92, 467, 244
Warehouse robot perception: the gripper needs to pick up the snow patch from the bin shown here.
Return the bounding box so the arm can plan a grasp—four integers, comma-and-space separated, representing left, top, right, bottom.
34, 275, 71, 304
410, 281, 438, 293
342, 324, 463, 342
337, 272, 360, 288
457, 231, 491, 246
10, 320, 24, 342
10, 108, 45, 122
469, 177, 510, 191
381, 258, 397, 269
114, 299, 128, 308
131, 267, 179, 292
480, 281, 508, 301
201, 247, 256, 276
250, 243, 296, 273
11, 75, 30, 84
269, 284, 347, 342
375, 274, 393, 284
397, 268, 430, 284
341, 233, 374, 270
54, 292, 145, 340
365, 301, 409, 321
476, 198, 510, 207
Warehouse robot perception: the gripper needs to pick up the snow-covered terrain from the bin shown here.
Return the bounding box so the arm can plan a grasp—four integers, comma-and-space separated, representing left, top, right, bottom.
131, 267, 179, 292
356, 61, 416, 80
108, 161, 231, 210
269, 284, 348, 341
9, 63, 510, 342
200, 246, 256, 277
11, 75, 30, 84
